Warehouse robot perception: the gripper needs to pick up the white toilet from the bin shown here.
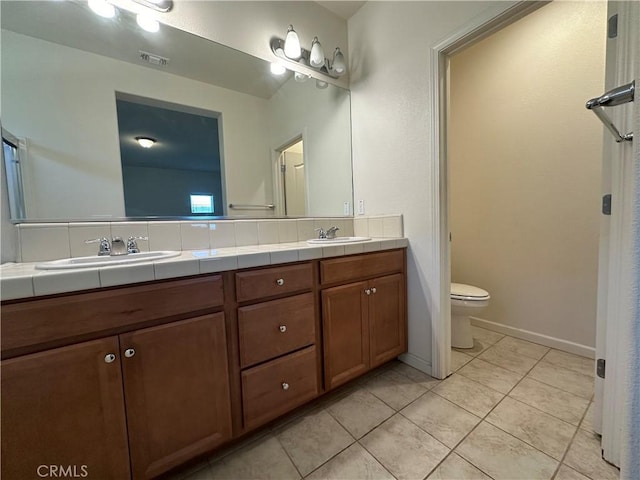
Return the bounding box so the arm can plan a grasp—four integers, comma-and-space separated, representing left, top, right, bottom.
451, 283, 491, 349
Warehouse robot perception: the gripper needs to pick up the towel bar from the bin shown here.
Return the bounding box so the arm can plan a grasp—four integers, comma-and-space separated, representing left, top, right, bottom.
586, 81, 634, 143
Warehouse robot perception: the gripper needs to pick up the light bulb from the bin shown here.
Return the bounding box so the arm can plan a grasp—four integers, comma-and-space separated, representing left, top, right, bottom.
294, 72, 310, 83
316, 79, 328, 89
270, 63, 286, 75
88, 0, 116, 18
332, 48, 346, 75
135, 137, 156, 148
284, 25, 302, 60
136, 13, 160, 33
310, 37, 325, 68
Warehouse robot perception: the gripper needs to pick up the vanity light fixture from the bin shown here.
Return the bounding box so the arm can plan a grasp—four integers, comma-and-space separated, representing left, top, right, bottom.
283, 25, 302, 60
88, 0, 116, 18
309, 37, 325, 68
135, 136, 156, 148
315, 80, 329, 90
270, 27, 346, 80
331, 48, 346, 76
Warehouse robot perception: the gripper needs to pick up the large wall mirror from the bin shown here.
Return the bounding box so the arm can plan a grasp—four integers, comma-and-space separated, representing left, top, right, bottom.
1, 1, 353, 221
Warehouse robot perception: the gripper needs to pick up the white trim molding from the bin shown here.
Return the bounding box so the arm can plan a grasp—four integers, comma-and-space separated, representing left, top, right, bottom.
470, 317, 596, 359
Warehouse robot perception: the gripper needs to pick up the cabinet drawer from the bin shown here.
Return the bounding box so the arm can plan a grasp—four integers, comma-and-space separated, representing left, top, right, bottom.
239, 293, 315, 368
242, 346, 318, 429
235, 263, 313, 303
320, 250, 404, 285
1, 275, 224, 357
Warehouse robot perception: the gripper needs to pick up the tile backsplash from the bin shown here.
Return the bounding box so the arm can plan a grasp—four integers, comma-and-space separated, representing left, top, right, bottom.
12, 215, 404, 263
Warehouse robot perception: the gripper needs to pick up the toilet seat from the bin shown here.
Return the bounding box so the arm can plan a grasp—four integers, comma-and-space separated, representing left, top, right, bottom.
451, 283, 490, 301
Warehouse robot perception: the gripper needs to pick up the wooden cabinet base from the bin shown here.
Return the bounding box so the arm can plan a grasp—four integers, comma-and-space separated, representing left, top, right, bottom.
242, 346, 318, 430
1, 337, 130, 480
121, 314, 232, 480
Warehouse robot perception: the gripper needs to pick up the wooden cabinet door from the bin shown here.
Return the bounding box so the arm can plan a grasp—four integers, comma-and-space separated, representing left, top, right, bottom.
1, 337, 130, 480
322, 281, 370, 389
369, 274, 406, 368
120, 313, 232, 480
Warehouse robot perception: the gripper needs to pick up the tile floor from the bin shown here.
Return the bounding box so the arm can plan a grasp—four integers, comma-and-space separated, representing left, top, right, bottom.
171, 327, 619, 480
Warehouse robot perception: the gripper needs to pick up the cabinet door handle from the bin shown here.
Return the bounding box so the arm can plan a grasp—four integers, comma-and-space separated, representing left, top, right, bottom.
124, 348, 136, 358
279, 325, 287, 333
371, 287, 377, 294
282, 382, 290, 391
365, 288, 371, 295
276, 278, 285, 286
104, 353, 116, 363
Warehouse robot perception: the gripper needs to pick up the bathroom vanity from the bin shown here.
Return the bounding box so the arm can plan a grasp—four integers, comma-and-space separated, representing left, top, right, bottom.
0, 248, 407, 480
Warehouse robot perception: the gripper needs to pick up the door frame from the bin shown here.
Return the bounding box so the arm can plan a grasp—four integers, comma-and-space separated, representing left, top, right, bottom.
272, 131, 307, 217
429, 1, 548, 379
596, 0, 639, 469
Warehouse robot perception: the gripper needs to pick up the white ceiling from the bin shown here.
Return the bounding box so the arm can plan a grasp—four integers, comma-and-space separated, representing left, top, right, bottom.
315, 1, 366, 20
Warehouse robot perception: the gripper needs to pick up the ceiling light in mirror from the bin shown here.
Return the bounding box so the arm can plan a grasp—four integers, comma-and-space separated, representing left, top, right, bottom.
136, 13, 160, 33
135, 136, 157, 148
284, 25, 301, 60
88, 0, 116, 18
316, 80, 328, 89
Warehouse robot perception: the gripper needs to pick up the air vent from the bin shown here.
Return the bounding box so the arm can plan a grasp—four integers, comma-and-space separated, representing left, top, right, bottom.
139, 51, 169, 66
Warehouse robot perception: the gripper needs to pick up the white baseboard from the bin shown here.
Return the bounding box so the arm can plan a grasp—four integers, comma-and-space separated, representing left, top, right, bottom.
398, 352, 433, 376
470, 317, 596, 359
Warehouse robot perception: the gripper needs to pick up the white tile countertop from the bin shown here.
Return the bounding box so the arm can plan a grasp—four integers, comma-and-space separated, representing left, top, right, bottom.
0, 238, 408, 301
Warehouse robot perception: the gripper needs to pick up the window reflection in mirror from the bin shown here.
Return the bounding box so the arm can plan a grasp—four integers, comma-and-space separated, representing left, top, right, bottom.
115, 94, 224, 217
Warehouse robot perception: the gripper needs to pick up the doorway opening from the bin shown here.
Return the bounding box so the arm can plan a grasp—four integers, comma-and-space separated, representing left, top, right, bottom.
431, 1, 608, 377
276, 139, 307, 216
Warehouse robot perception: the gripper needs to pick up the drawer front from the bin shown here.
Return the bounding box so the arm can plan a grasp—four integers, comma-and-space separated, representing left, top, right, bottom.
320, 250, 404, 285
1, 275, 224, 358
239, 293, 315, 368
235, 263, 313, 303
242, 346, 318, 430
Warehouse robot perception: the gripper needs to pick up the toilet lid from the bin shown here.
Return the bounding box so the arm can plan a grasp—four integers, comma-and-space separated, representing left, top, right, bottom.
451, 283, 490, 300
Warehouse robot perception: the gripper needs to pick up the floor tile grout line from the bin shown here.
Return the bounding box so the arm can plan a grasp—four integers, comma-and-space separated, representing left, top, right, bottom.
354, 439, 399, 480
296, 433, 356, 479
445, 339, 575, 473
549, 399, 598, 480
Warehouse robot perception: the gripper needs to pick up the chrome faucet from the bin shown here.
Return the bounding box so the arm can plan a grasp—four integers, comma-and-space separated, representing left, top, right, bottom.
315, 226, 340, 240
326, 226, 340, 239
110, 237, 128, 256
85, 236, 148, 256
127, 236, 148, 254
84, 237, 111, 256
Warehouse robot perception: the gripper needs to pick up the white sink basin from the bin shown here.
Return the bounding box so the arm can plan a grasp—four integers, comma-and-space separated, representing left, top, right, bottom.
307, 236, 371, 245
36, 251, 181, 270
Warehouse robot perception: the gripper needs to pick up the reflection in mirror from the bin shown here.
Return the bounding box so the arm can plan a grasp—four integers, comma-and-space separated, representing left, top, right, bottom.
1, 0, 353, 221
115, 94, 224, 217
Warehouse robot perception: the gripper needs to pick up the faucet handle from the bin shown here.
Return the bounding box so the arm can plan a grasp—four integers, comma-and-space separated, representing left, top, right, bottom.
85, 237, 111, 256
127, 236, 148, 253
127, 236, 148, 254
314, 227, 326, 239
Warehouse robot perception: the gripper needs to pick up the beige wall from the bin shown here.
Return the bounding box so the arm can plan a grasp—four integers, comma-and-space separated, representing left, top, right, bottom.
348, 1, 513, 372
449, 1, 607, 349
